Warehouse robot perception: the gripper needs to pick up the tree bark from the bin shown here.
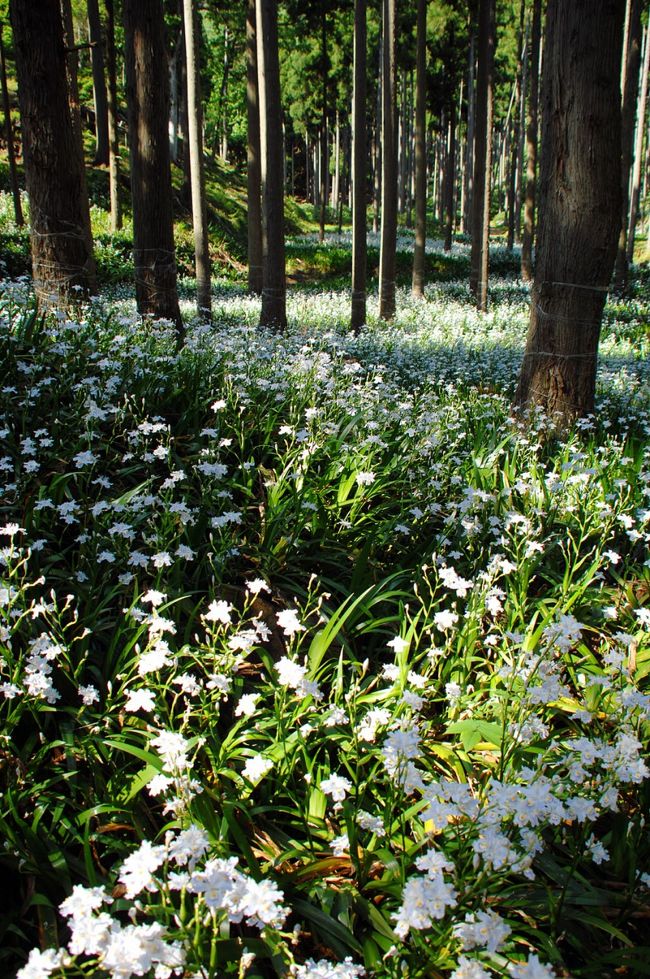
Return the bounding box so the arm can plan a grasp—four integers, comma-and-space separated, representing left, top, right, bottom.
10, 0, 95, 304
444, 98, 457, 252
256, 0, 286, 330
123, 0, 182, 330
463, 27, 476, 235
378, 0, 397, 321
0, 29, 23, 227
60, 0, 98, 293
351, 0, 367, 332
514, 0, 624, 427
521, 0, 541, 282
412, 0, 427, 294
87, 0, 109, 166
469, 0, 495, 312
319, 7, 328, 243
105, 0, 122, 232
182, 0, 211, 319
507, 0, 525, 250
246, 0, 263, 295
627, 21, 650, 263
613, 0, 642, 290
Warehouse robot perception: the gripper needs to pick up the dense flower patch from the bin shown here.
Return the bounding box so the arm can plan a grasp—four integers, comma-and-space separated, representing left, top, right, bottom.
1, 243, 649, 978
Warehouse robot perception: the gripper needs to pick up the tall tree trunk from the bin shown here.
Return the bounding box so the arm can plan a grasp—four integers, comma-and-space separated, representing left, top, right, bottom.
105, 0, 122, 232
515, 0, 624, 427
123, 0, 182, 331
182, 0, 211, 319
87, 0, 109, 165
627, 21, 650, 263
412, 0, 427, 294
463, 28, 476, 235
60, 0, 97, 294
378, 0, 397, 320
507, 0, 525, 250
246, 0, 263, 295
169, 31, 183, 164
319, 8, 328, 242
521, 0, 541, 281
256, 0, 286, 330
613, 0, 642, 290
0, 29, 23, 227
444, 98, 457, 252
351, 0, 367, 332
10, 0, 95, 304
514, 16, 528, 245
220, 26, 230, 161
469, 0, 495, 312
10, 0, 94, 306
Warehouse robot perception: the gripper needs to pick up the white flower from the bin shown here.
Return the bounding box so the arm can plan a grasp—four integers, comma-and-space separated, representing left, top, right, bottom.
168, 825, 210, 868
141, 589, 166, 607
277, 607, 305, 637
16, 948, 65, 979
242, 755, 273, 783
79, 684, 99, 706
393, 874, 457, 938
320, 773, 352, 802
124, 688, 156, 713
386, 635, 409, 654
119, 839, 166, 898
355, 471, 375, 486
204, 599, 233, 624
151, 731, 191, 773
450, 958, 494, 979
235, 693, 260, 717
293, 957, 366, 979
246, 578, 269, 595
330, 832, 349, 856
453, 909, 511, 953
507, 954, 557, 978
434, 609, 459, 631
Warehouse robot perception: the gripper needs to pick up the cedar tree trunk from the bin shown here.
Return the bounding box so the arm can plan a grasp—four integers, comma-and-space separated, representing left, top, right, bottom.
123, 0, 182, 330
256, 0, 287, 330
351, 0, 367, 332
514, 0, 624, 427
10, 0, 95, 304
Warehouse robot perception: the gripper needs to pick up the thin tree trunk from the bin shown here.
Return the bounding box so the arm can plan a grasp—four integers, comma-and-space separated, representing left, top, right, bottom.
613, 0, 642, 290
444, 98, 457, 252
319, 8, 328, 242
105, 0, 121, 232
515, 0, 624, 427
373, 29, 382, 234
521, 0, 541, 281
220, 26, 230, 161
256, 0, 286, 330
87, 0, 109, 165
333, 111, 340, 210
515, 17, 528, 245
123, 0, 182, 330
351, 0, 367, 332
627, 21, 650, 263
60, 0, 98, 294
0, 30, 23, 227
182, 0, 211, 318
470, 0, 495, 312
412, 0, 427, 294
10, 0, 95, 303
378, 0, 397, 320
169, 32, 183, 163
507, 0, 525, 250
246, 0, 263, 295
463, 28, 476, 235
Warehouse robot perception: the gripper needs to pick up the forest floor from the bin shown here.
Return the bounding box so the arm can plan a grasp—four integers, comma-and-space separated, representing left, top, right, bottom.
1, 154, 650, 979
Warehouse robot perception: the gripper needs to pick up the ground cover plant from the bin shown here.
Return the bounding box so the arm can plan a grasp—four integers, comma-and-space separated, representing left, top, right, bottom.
1, 226, 650, 979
